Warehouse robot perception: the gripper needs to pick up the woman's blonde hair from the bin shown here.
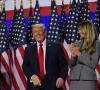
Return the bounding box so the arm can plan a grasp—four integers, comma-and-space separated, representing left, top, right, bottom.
79, 20, 98, 54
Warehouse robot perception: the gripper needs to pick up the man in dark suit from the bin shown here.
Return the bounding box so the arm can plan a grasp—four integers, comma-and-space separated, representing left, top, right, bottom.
22, 24, 68, 90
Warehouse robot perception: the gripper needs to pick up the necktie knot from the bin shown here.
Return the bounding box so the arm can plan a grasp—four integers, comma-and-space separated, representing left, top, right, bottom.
39, 43, 43, 47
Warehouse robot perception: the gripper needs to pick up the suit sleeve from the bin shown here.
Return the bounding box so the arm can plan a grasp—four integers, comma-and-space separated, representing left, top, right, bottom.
22, 47, 34, 81
69, 41, 79, 68
58, 44, 68, 81
77, 41, 100, 69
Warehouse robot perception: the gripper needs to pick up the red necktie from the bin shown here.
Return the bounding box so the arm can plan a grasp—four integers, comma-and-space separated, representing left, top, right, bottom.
38, 43, 45, 80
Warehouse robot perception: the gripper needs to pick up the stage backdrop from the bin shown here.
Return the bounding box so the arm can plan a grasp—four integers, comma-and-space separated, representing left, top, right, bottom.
0, 0, 97, 33
0, 0, 100, 90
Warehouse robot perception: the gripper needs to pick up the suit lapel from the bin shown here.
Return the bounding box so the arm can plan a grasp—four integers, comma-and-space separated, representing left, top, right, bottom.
32, 43, 39, 75
45, 41, 51, 68
78, 40, 86, 52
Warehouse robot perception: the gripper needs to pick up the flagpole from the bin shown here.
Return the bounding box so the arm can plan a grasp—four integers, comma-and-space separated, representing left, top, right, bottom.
14, 1, 16, 9
27, 0, 34, 9
50, 0, 57, 3
1, 1, 5, 9
20, 0, 23, 6
68, 0, 71, 13
12, 0, 17, 10
62, 0, 64, 4
30, 0, 32, 8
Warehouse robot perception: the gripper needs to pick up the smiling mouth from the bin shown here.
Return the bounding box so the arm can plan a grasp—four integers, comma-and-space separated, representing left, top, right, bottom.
37, 35, 41, 38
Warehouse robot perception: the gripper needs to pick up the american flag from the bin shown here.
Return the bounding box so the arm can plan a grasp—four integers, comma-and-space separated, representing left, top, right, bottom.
94, 0, 100, 90
9, 1, 27, 90
0, 6, 11, 90
47, 0, 60, 42
80, 0, 92, 22
33, 0, 41, 24
59, 2, 67, 43
65, 0, 80, 44
9, 6, 18, 47
9, 5, 24, 90
59, 2, 70, 90
27, 0, 41, 45
27, 4, 34, 45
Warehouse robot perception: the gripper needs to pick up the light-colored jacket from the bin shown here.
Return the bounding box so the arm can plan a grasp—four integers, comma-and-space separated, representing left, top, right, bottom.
69, 40, 100, 80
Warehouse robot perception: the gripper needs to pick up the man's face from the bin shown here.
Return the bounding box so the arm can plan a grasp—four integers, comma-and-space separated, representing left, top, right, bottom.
32, 26, 46, 43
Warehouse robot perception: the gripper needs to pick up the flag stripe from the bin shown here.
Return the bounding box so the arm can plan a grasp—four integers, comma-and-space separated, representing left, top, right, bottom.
16, 49, 23, 66
65, 79, 69, 90
14, 52, 26, 89
96, 79, 100, 90
18, 46, 25, 60
11, 63, 24, 90
96, 65, 100, 74
10, 71, 20, 90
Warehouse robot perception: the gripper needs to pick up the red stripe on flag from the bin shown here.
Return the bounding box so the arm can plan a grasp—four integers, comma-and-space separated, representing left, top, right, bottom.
63, 46, 70, 62
63, 84, 67, 90
96, 81, 100, 90
96, 65, 100, 74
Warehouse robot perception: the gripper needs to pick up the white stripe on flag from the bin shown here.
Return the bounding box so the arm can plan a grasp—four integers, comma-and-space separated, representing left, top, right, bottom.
23, 44, 27, 50
2, 52, 10, 67
65, 80, 69, 90
63, 40, 71, 59
16, 49, 23, 66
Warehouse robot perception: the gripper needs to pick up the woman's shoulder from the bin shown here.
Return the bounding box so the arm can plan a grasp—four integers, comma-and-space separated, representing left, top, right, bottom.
95, 40, 100, 43
95, 40, 100, 47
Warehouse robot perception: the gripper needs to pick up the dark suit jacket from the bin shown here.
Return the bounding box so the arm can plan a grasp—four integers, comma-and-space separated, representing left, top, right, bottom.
22, 41, 68, 90
69, 40, 100, 81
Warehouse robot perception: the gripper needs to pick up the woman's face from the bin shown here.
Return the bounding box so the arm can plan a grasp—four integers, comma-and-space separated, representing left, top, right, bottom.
78, 27, 86, 39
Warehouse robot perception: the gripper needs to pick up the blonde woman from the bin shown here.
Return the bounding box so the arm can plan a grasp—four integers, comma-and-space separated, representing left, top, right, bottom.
69, 21, 100, 90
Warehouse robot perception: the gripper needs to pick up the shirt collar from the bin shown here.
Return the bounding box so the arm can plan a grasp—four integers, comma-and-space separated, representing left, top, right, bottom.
37, 39, 46, 47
